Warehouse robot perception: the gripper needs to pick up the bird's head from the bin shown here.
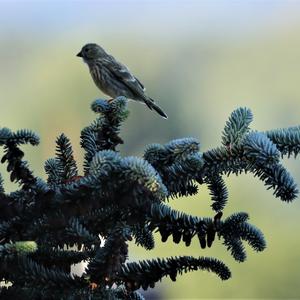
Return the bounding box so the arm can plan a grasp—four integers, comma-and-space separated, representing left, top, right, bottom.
76, 43, 107, 61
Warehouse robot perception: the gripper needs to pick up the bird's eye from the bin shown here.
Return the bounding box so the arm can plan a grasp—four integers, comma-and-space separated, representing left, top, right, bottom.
85, 48, 90, 53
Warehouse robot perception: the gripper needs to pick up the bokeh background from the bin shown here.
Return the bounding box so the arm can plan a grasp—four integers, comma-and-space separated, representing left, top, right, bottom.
1, 0, 300, 299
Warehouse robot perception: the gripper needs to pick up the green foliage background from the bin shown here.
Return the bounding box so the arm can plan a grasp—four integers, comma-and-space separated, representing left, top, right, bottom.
0, 1, 300, 298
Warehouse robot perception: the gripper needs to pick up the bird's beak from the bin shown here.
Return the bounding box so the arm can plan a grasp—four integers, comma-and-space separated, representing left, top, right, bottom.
76, 51, 83, 57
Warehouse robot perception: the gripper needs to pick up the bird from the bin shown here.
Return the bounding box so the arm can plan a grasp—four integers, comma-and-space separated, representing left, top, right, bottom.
76, 43, 168, 119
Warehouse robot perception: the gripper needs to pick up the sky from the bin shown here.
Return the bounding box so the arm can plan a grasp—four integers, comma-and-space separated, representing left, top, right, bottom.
1, 0, 300, 40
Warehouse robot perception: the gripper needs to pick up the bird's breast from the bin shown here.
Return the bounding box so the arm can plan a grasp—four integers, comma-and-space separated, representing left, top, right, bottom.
89, 64, 116, 97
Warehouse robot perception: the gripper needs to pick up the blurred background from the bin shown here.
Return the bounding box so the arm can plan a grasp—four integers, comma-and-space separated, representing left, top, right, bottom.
1, 0, 300, 298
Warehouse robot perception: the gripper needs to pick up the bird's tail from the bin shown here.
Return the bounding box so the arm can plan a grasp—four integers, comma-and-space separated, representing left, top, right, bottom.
144, 98, 168, 119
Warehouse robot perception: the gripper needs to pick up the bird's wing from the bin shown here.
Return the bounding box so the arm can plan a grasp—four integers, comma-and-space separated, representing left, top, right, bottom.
134, 76, 146, 91
102, 55, 146, 97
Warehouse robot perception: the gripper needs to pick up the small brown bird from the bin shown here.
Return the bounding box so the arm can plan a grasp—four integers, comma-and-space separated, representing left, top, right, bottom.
77, 43, 168, 119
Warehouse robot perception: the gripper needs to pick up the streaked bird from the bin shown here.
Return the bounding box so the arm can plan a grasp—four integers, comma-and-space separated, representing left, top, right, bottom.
77, 43, 168, 119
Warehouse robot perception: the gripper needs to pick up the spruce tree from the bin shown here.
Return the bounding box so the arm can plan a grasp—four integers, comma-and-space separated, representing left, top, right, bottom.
0, 96, 299, 299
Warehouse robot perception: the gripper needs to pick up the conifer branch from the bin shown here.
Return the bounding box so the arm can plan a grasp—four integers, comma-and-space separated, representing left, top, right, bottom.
0, 100, 299, 299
